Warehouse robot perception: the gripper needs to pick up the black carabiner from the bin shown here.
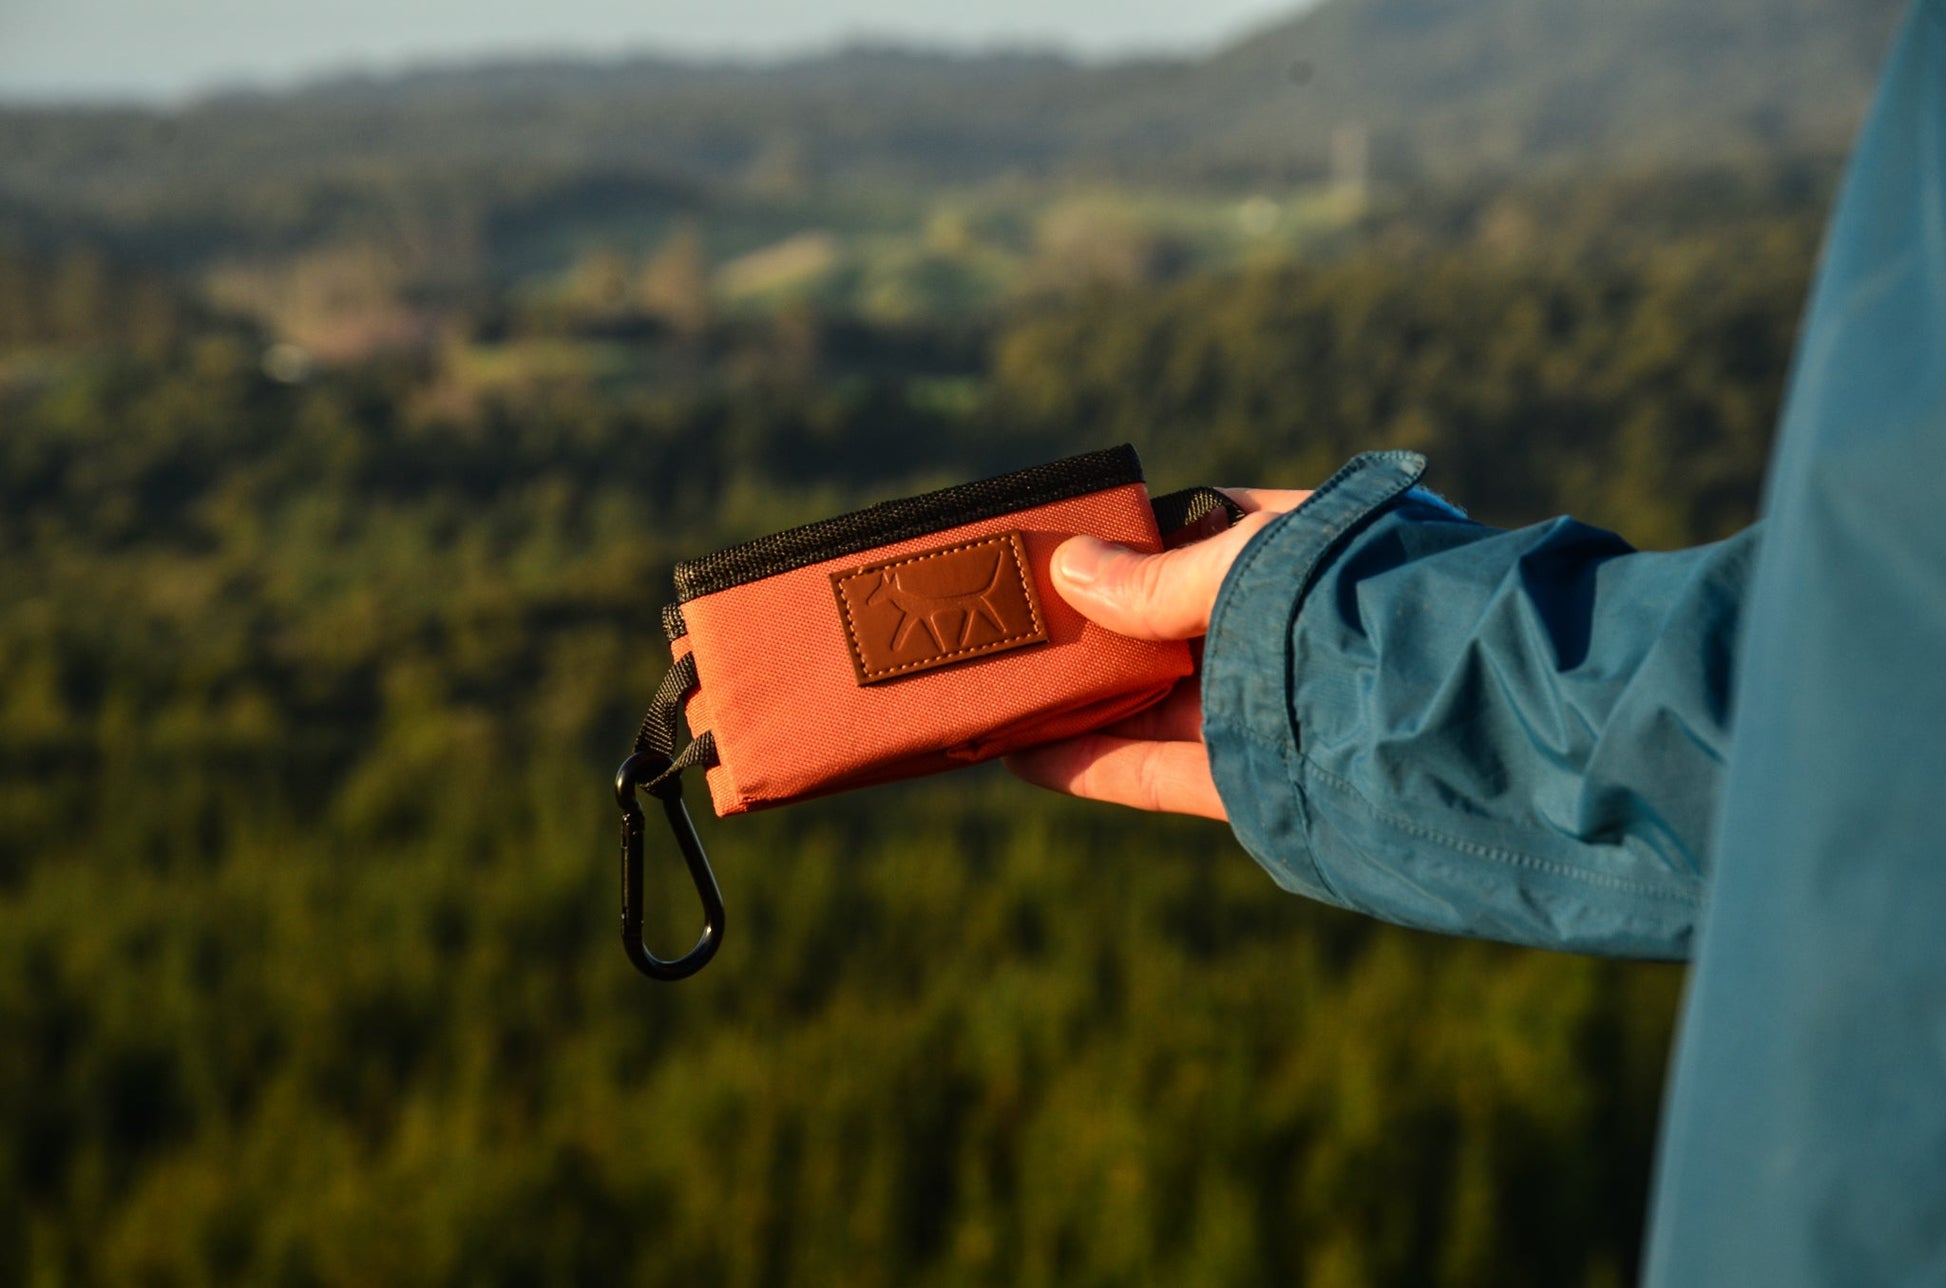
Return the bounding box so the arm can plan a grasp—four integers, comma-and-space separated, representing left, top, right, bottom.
616, 750, 724, 980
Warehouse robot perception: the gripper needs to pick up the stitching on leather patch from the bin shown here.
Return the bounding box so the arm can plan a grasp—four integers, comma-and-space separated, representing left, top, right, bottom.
830, 531, 1049, 685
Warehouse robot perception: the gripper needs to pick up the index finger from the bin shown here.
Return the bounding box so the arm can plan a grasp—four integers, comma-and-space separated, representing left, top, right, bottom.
1005, 735, 1227, 820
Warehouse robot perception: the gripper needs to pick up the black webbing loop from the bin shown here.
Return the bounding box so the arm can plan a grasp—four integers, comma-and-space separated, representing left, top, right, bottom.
633, 651, 698, 760
1151, 486, 1246, 540
616, 657, 724, 981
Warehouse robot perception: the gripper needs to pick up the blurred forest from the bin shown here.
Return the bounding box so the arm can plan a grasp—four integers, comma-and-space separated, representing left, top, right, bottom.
0, 0, 1886, 1282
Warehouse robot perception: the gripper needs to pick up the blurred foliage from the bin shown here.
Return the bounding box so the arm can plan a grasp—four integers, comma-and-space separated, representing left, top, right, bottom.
0, 156, 1825, 1284
992, 183, 1819, 548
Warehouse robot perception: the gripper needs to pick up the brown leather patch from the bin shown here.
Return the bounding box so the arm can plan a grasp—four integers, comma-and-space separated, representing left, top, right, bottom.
831, 531, 1049, 684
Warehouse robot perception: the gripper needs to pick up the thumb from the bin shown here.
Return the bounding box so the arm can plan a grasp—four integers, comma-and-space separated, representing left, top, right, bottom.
1049, 511, 1278, 641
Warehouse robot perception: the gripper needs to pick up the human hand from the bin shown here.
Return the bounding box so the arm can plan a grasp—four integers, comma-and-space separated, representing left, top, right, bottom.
1004, 487, 1313, 819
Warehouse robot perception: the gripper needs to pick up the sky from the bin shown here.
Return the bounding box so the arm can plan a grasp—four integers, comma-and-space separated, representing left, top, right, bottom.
0, 0, 1312, 103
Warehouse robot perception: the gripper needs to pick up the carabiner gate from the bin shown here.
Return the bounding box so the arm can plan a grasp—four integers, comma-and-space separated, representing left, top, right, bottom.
616, 750, 724, 981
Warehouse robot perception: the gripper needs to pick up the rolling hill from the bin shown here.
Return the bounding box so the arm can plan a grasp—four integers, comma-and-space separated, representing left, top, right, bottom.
0, 0, 1908, 265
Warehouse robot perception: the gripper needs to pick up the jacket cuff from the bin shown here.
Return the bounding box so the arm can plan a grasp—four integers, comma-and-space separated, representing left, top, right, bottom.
1201, 451, 1429, 906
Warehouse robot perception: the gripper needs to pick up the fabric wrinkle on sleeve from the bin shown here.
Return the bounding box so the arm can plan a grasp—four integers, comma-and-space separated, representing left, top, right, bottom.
1203, 452, 1751, 960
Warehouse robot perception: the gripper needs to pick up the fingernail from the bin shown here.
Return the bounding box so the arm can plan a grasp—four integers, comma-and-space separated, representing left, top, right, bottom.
1053, 535, 1111, 588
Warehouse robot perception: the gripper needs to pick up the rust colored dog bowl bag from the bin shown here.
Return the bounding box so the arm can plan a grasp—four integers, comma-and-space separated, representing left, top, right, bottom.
614, 445, 1240, 980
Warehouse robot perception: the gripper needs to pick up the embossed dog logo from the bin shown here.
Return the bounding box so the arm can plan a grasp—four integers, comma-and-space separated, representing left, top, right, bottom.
864, 554, 1010, 654
832, 530, 1047, 684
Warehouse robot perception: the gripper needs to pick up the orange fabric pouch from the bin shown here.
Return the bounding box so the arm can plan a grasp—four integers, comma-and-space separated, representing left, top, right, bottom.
613, 445, 1239, 979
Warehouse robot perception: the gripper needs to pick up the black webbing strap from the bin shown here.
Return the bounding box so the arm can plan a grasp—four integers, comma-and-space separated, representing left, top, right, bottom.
633, 652, 696, 758
639, 733, 717, 800
1150, 485, 1246, 537
629, 651, 718, 799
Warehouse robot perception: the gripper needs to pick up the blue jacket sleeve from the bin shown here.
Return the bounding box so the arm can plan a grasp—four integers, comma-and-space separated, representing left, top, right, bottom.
1643, 4, 1946, 1282
1202, 451, 1758, 960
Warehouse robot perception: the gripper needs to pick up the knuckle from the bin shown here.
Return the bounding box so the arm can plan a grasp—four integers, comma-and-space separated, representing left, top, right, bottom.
1132, 549, 1181, 615
1135, 747, 1169, 813
1067, 736, 1111, 798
